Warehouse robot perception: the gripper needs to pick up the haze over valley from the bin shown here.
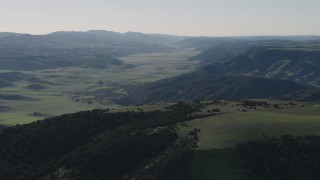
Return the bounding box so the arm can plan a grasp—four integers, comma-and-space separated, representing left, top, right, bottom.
1, 0, 320, 179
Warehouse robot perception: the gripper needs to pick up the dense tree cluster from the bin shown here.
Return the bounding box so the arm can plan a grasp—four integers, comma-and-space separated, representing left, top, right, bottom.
0, 125, 7, 134
236, 135, 320, 180
133, 137, 198, 180
0, 103, 201, 179
242, 100, 269, 107
56, 128, 177, 179
165, 101, 203, 115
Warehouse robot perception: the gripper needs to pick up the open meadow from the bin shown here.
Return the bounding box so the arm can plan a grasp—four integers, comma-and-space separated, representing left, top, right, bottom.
179, 100, 320, 149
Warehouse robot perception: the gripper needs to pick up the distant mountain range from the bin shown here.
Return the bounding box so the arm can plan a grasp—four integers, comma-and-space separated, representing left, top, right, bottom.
0, 30, 187, 71
1, 31, 320, 102
179, 36, 320, 51
2, 31, 320, 71
0, 32, 20, 38
0, 30, 185, 48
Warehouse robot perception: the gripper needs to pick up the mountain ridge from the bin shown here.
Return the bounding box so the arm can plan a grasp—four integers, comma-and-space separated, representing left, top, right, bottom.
195, 44, 320, 86
119, 72, 313, 105
0, 30, 186, 48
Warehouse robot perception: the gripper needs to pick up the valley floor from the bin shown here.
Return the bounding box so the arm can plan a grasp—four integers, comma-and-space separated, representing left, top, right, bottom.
0, 48, 199, 125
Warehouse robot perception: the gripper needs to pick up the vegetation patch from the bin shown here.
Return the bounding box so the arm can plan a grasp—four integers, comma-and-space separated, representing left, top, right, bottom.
29, 112, 50, 117
236, 135, 320, 180
0, 105, 12, 112
25, 83, 48, 90
0, 102, 202, 179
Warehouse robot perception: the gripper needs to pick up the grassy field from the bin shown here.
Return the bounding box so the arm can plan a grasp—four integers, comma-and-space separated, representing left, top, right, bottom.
179, 101, 320, 149
0, 48, 199, 125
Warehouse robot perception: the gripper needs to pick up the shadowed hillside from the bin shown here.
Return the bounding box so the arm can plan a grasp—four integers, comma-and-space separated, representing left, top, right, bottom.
119, 72, 311, 105
192, 43, 320, 86
275, 90, 320, 102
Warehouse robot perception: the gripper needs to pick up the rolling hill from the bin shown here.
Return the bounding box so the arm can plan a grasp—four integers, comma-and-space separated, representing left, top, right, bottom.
0, 72, 47, 85
0, 79, 15, 88
0, 47, 124, 70
194, 44, 320, 86
0, 72, 34, 87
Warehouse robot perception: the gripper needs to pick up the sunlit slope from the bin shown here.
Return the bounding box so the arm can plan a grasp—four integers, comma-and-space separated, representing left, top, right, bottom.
179, 102, 320, 149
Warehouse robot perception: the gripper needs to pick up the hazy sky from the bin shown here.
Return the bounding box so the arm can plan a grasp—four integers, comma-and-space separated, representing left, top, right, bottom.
1, 0, 319, 36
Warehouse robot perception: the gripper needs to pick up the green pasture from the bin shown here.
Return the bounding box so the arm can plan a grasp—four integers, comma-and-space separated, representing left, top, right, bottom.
184, 102, 320, 180
180, 103, 320, 149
